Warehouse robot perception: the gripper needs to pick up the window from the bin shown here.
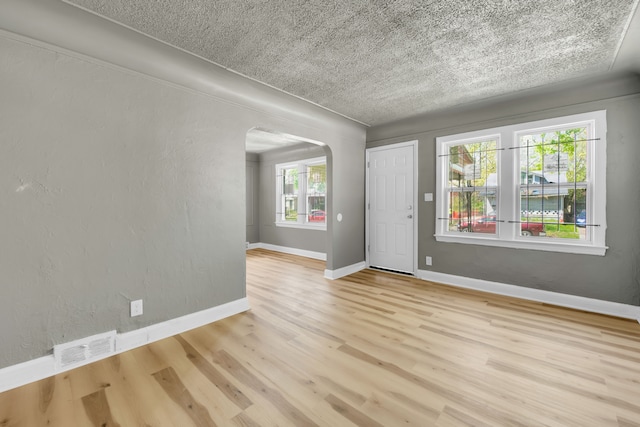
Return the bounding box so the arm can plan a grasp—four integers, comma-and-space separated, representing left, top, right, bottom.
436, 111, 607, 255
276, 157, 326, 229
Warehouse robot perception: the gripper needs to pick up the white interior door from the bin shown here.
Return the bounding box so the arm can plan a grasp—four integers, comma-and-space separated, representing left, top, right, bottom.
367, 143, 415, 273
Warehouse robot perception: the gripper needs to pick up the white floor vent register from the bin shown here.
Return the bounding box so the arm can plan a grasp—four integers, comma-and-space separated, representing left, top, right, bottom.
53, 330, 116, 371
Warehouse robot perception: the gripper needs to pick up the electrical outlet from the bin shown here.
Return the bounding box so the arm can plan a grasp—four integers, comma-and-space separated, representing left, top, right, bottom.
130, 299, 143, 317
425, 256, 433, 266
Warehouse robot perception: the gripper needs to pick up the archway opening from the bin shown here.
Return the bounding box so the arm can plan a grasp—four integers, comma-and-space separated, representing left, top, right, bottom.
245, 127, 332, 267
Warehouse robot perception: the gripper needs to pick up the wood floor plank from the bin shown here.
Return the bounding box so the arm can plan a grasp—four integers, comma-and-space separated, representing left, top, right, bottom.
1, 248, 639, 426
81, 389, 120, 427
210, 349, 319, 427
152, 366, 218, 427
324, 393, 385, 427
173, 335, 253, 410
93, 354, 162, 427
618, 416, 640, 427
34, 374, 75, 426
231, 411, 263, 427
112, 350, 193, 426
148, 336, 244, 422
436, 405, 494, 427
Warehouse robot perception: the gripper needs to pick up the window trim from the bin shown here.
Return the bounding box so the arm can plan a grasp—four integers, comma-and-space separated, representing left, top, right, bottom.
435, 111, 607, 256
275, 156, 327, 231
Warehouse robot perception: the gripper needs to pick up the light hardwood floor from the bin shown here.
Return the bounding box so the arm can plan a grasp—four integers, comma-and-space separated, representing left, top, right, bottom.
1, 248, 640, 426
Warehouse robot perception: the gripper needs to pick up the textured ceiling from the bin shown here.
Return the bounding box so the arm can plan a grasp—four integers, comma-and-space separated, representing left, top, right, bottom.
66, 0, 638, 127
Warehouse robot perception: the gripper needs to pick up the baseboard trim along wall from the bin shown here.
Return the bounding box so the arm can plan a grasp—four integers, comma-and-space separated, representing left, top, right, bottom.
115, 298, 250, 353
324, 262, 367, 280
418, 269, 640, 321
0, 297, 250, 394
247, 242, 327, 261
246, 242, 366, 280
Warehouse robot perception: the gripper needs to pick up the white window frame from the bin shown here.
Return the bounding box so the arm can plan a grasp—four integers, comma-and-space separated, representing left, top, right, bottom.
275, 156, 327, 230
435, 111, 607, 256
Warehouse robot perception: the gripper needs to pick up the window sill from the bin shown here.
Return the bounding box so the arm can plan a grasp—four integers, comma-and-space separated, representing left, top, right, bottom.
435, 234, 607, 256
275, 222, 327, 231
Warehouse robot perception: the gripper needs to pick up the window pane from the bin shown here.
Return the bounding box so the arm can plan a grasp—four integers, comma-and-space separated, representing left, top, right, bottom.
519, 187, 587, 239
447, 139, 498, 234
283, 167, 298, 193
448, 139, 497, 189
519, 127, 588, 185
282, 167, 298, 222
519, 127, 588, 239
307, 164, 326, 223
307, 164, 326, 193
307, 196, 325, 222
448, 190, 498, 234
283, 196, 298, 221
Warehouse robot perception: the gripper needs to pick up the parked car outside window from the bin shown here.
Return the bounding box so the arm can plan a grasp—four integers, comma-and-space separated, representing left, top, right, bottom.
308, 209, 325, 222
457, 214, 545, 236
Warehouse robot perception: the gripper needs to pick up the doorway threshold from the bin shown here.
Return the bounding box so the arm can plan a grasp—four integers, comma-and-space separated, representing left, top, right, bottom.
369, 266, 415, 277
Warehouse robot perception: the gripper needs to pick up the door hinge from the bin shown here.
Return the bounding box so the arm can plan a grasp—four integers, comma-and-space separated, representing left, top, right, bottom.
367, 245, 370, 252
367, 161, 370, 168
367, 203, 370, 210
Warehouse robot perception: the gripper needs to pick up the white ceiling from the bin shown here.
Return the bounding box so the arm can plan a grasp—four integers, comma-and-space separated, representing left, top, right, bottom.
65, 0, 640, 131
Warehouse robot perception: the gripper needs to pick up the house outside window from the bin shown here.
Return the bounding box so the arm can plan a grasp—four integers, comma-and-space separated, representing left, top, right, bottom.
276, 157, 326, 229
435, 111, 607, 255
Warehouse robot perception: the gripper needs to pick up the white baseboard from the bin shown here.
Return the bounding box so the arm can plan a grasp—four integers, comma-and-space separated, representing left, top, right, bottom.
0, 355, 55, 395
249, 242, 326, 261
418, 270, 640, 321
325, 261, 367, 280
247, 242, 364, 281
115, 298, 250, 353
0, 297, 250, 394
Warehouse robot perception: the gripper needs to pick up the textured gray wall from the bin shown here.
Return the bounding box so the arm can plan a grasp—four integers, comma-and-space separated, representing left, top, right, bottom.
257, 144, 328, 254
368, 75, 640, 305
0, 12, 365, 368
0, 36, 246, 367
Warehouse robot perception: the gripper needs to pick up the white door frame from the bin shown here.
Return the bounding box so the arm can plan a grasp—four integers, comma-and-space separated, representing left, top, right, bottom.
365, 140, 418, 275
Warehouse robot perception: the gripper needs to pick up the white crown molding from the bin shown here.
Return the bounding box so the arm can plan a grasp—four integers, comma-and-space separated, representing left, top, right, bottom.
418, 269, 640, 321
0, 297, 249, 394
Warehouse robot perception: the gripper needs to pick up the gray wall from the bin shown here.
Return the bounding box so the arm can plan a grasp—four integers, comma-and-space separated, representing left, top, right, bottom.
257, 143, 328, 254
367, 74, 640, 305
246, 153, 260, 244
0, 1, 365, 369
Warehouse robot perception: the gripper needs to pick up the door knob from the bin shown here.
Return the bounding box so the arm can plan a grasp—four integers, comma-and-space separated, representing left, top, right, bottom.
407, 214, 413, 219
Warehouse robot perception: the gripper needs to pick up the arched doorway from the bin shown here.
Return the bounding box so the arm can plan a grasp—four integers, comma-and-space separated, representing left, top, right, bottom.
245, 128, 332, 265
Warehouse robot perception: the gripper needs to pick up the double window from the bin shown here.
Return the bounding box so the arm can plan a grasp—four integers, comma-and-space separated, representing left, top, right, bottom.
275, 157, 327, 229
435, 111, 607, 255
